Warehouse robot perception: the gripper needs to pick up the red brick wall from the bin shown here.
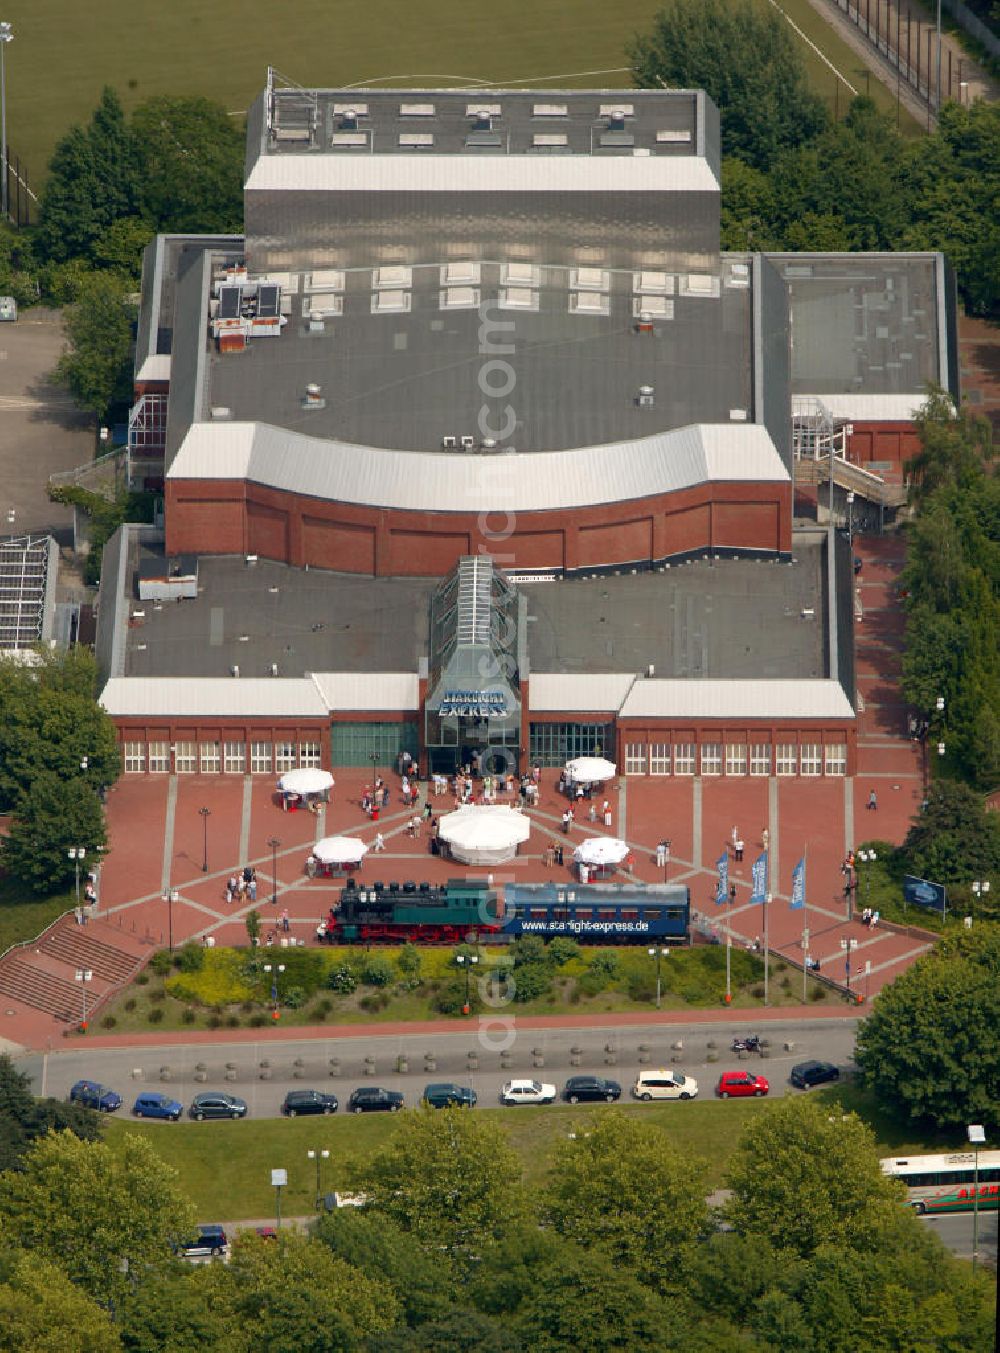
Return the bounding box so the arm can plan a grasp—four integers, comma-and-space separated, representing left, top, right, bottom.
846, 422, 920, 470
615, 720, 857, 776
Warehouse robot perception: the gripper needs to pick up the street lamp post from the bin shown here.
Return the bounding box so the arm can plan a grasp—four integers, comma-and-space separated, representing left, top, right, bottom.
74, 967, 93, 1030
647, 946, 669, 1009
199, 806, 210, 872
68, 847, 86, 910
971, 880, 990, 909
857, 849, 877, 918
369, 750, 378, 782
456, 953, 479, 1014
263, 962, 286, 1019
841, 937, 858, 996
268, 836, 281, 905
0, 23, 12, 222
307, 1147, 330, 1209
846, 490, 854, 545
967, 1124, 986, 1272
162, 888, 179, 952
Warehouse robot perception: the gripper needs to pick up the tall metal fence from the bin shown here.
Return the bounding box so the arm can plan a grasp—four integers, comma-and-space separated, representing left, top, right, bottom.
2, 144, 33, 226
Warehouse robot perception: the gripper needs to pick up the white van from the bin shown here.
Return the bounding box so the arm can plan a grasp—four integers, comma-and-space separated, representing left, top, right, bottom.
632, 1069, 699, 1101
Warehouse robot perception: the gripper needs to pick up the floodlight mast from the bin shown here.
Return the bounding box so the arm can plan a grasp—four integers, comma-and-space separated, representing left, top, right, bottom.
0, 23, 12, 222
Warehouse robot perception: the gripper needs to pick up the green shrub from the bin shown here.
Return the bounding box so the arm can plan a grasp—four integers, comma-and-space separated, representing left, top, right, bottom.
149, 988, 166, 1003
314, 998, 333, 1016
626, 970, 656, 1003
249, 1013, 268, 1027
135, 972, 150, 986
282, 985, 307, 1010
510, 934, 549, 968
101, 1014, 117, 1029
148, 1007, 164, 1024
359, 992, 390, 1013
547, 937, 583, 967
359, 956, 395, 988
509, 961, 552, 1003
181, 1008, 197, 1025
148, 951, 172, 976
589, 950, 619, 979
577, 968, 609, 997
166, 948, 254, 1006
175, 942, 205, 974
225, 1014, 240, 1028
208, 1014, 223, 1029
123, 998, 137, 1013
326, 966, 357, 995
809, 984, 826, 1001
397, 943, 423, 985
434, 977, 481, 1016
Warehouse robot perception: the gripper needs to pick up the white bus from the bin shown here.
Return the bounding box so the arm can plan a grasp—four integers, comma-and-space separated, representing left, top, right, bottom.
881, 1150, 1000, 1213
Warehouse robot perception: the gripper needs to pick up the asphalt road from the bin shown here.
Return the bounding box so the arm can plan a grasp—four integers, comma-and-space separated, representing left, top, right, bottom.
919, 1209, 998, 1264
22, 1017, 860, 1118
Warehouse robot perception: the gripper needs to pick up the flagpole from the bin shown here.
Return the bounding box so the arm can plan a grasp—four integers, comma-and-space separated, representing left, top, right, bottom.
726, 887, 732, 1004
801, 844, 809, 1003
763, 888, 770, 1007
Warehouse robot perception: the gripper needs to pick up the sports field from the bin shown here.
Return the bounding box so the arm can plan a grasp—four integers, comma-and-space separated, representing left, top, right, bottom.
5, 0, 915, 188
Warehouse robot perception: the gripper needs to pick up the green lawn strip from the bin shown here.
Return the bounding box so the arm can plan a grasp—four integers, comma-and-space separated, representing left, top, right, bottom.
0, 878, 73, 953
103, 1089, 945, 1221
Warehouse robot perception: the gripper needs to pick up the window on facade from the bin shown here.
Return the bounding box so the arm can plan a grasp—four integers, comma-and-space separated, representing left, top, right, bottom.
148, 741, 170, 774
750, 744, 771, 776
825, 744, 847, 776
649, 742, 671, 775
700, 743, 722, 776
174, 741, 197, 774
224, 741, 246, 774
250, 741, 273, 774
123, 742, 146, 773
673, 743, 696, 775
199, 742, 221, 774
299, 741, 322, 768
624, 743, 647, 775
725, 743, 748, 776
800, 743, 822, 776
775, 743, 798, 776
528, 722, 613, 768
274, 741, 297, 772
331, 722, 418, 768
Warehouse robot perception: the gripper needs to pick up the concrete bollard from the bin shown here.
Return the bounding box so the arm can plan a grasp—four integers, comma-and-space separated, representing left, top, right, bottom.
783, 1041, 795, 1053
671, 1040, 683, 1051
706, 1051, 719, 1063
225, 1068, 237, 1081
259, 1068, 271, 1080
131, 1068, 143, 1080
396, 1056, 408, 1074
194, 1070, 207, 1083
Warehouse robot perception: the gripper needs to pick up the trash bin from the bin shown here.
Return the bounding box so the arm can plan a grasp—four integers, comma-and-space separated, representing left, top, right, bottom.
580, 864, 590, 884
371, 806, 380, 821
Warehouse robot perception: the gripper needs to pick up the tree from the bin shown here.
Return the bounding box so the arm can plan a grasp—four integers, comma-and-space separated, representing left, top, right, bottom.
855, 927, 1000, 1131
0, 1131, 195, 1311
905, 387, 993, 509
355, 1108, 526, 1256
0, 1052, 102, 1171
120, 1268, 243, 1353
629, 0, 828, 170
724, 1097, 904, 1258
131, 96, 245, 235
541, 1113, 708, 1291
900, 780, 1000, 889
0, 221, 39, 308
55, 270, 135, 418
1, 774, 107, 895
0, 1252, 120, 1353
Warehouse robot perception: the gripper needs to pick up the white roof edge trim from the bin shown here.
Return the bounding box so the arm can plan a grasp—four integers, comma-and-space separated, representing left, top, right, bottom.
793, 393, 928, 421
99, 677, 329, 719
167, 421, 789, 515
619, 678, 854, 722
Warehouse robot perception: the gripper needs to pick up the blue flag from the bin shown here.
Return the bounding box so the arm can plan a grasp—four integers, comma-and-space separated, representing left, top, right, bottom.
750, 850, 769, 904
790, 857, 806, 910
715, 851, 729, 905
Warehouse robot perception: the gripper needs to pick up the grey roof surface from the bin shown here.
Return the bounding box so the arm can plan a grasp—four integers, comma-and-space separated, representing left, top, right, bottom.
204, 259, 754, 452
523, 545, 826, 680
255, 87, 710, 163
768, 253, 945, 397
123, 552, 433, 680
135, 235, 243, 378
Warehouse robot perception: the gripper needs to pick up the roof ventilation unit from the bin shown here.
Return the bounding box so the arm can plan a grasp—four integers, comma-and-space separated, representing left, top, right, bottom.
302, 382, 326, 409
270, 663, 279, 676
471, 107, 495, 130
442, 435, 457, 449
210, 407, 233, 420
607, 108, 627, 130
460, 435, 476, 449
635, 311, 654, 335
481, 438, 498, 450
231, 665, 240, 678
637, 385, 655, 408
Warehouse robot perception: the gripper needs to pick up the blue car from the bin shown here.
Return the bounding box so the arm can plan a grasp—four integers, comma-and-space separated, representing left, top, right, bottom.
69, 1079, 123, 1113
132, 1091, 184, 1121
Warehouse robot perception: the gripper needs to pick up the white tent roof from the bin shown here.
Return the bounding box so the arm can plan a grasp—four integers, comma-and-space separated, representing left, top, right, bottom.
619, 678, 855, 721
312, 836, 368, 865
278, 768, 334, 795
437, 805, 532, 850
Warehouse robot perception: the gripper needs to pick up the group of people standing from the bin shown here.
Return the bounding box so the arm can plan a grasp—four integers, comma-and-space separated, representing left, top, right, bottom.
226, 866, 257, 903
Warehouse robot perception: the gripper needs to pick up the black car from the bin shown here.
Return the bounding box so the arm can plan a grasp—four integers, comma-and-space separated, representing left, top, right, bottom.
177, 1225, 228, 1259
790, 1060, 840, 1090
189, 1092, 248, 1121
282, 1089, 339, 1117
562, 1075, 622, 1104
423, 1082, 477, 1109
348, 1087, 404, 1114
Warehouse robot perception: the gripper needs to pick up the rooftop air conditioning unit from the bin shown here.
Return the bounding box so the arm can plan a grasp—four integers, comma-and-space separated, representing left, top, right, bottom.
460, 435, 475, 449
442, 435, 457, 449
232, 665, 240, 678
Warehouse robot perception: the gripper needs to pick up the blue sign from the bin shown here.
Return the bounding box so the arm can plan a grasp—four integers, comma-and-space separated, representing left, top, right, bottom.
903, 874, 947, 915
715, 851, 729, 905
750, 850, 769, 905
439, 689, 508, 718
790, 857, 806, 910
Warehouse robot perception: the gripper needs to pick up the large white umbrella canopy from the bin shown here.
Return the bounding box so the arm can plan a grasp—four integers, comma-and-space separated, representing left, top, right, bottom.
437, 806, 531, 866
312, 836, 368, 865
278, 768, 335, 796
573, 837, 630, 867
565, 756, 617, 784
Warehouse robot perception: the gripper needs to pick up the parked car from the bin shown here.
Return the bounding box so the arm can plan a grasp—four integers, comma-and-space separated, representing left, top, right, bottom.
189, 1092, 248, 1121
69, 1080, 122, 1113
422, 1082, 477, 1109
132, 1092, 183, 1121
348, 1087, 404, 1114
254, 1226, 278, 1241
176, 1225, 228, 1259
632, 1069, 699, 1102
716, 1071, 769, 1099
281, 1089, 339, 1117
499, 1079, 557, 1107
790, 1060, 840, 1090
562, 1075, 622, 1104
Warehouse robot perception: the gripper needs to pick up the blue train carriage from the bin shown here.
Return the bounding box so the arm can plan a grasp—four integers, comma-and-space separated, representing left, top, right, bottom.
501, 882, 690, 944
324, 877, 502, 944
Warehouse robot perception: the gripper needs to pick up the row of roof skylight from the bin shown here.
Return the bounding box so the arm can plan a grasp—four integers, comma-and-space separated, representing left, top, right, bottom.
329, 101, 640, 119
296, 265, 712, 296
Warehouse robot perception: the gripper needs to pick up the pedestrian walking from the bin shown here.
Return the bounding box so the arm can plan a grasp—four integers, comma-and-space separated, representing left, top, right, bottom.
588, 802, 597, 822
731, 824, 738, 846
248, 875, 258, 902
868, 790, 878, 811
562, 810, 570, 835
734, 838, 744, 863
374, 832, 385, 852
761, 828, 769, 851
871, 910, 880, 928
603, 806, 612, 828
281, 908, 290, 933
655, 841, 667, 868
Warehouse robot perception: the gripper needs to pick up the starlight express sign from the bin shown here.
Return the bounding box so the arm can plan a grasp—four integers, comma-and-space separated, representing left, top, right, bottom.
439, 690, 508, 717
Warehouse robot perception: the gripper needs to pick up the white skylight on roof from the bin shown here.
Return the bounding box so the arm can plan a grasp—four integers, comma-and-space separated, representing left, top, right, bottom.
331, 132, 368, 147
633, 271, 674, 295
569, 291, 610, 316
499, 287, 539, 311
440, 262, 481, 286
439, 287, 480, 310
399, 132, 434, 148
656, 129, 692, 143
680, 273, 720, 298
466, 102, 502, 117
333, 103, 369, 116
371, 289, 411, 314
306, 270, 345, 293
599, 103, 634, 117
571, 268, 609, 292
532, 133, 568, 147
375, 266, 413, 290
502, 262, 540, 287
633, 295, 674, 319
533, 103, 568, 117
400, 102, 435, 116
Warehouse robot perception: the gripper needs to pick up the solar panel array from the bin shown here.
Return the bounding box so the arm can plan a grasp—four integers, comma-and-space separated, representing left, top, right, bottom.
0, 535, 50, 650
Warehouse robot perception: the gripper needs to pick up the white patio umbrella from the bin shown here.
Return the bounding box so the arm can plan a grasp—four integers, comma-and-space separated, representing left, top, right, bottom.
564, 756, 617, 784
573, 837, 630, 868
278, 768, 335, 796
312, 836, 368, 866
437, 805, 531, 866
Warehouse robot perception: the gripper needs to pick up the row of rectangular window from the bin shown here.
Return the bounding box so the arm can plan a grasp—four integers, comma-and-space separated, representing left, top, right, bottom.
123, 742, 323, 774
623, 743, 847, 776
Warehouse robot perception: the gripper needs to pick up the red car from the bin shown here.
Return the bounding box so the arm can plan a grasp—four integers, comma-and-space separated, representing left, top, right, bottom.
716, 1071, 769, 1098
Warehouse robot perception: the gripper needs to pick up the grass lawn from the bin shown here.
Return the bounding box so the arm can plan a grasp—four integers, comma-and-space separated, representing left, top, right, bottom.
0, 877, 74, 954
103, 1087, 944, 1221
6, 0, 917, 188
